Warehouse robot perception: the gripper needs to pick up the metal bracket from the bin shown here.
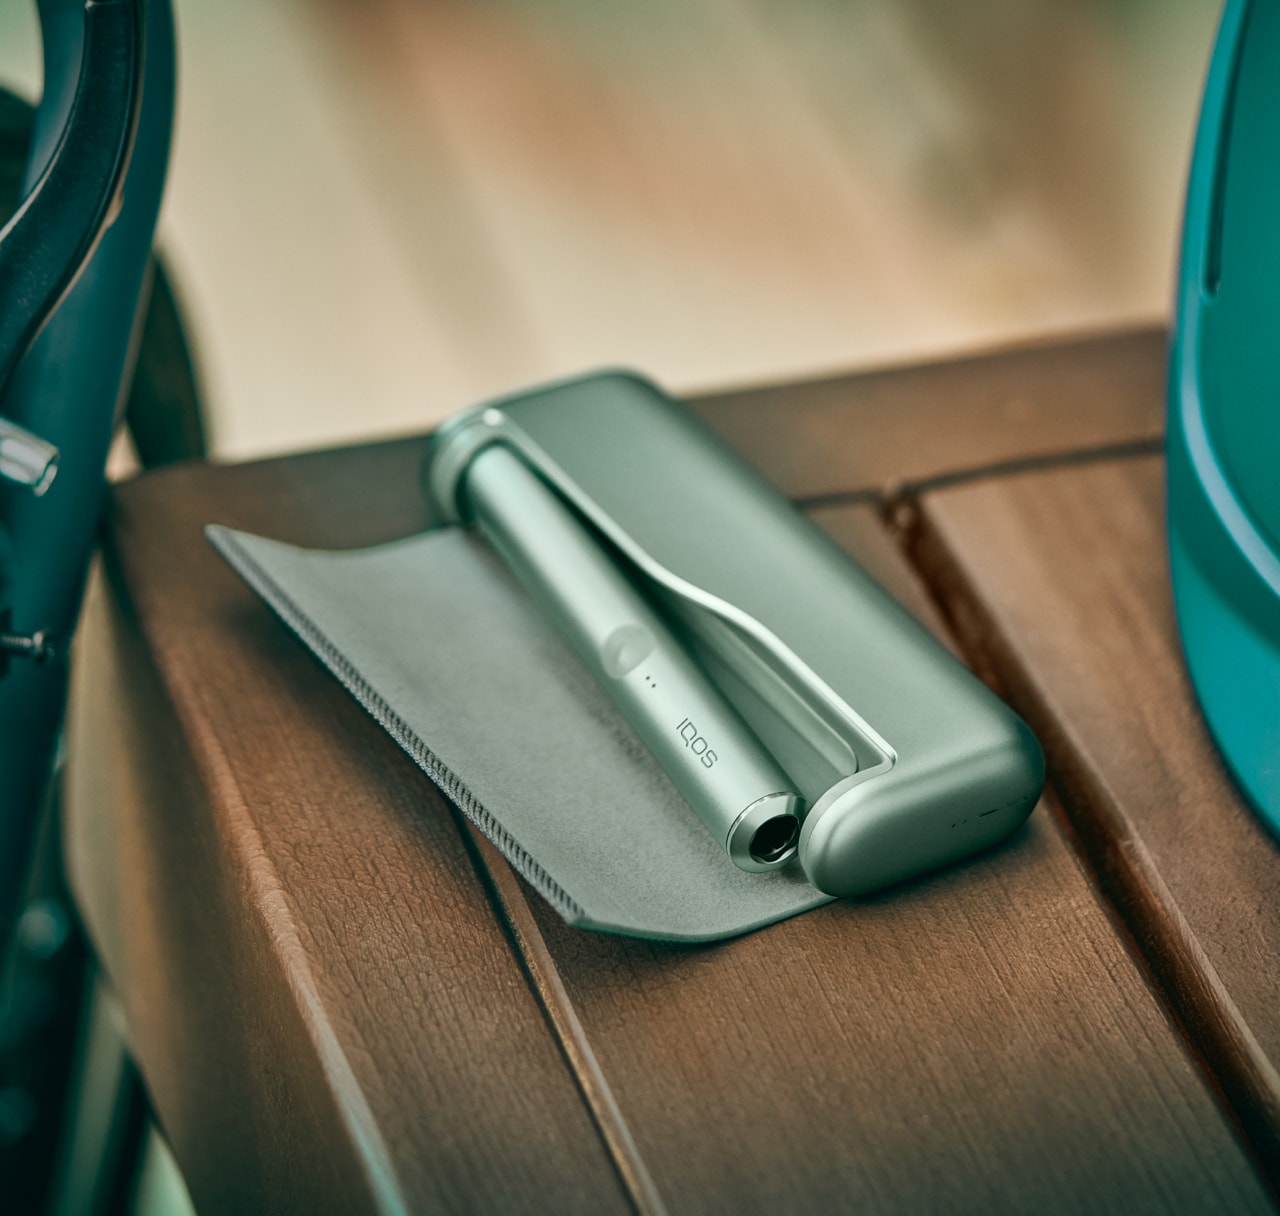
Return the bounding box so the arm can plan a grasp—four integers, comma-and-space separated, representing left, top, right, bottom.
0, 608, 55, 677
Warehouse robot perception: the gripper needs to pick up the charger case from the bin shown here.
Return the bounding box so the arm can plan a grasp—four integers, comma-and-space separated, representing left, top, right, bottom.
211, 370, 1044, 940
423, 371, 1044, 899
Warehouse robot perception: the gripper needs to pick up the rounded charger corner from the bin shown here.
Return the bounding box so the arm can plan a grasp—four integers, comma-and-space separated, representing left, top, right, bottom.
798, 733, 1044, 899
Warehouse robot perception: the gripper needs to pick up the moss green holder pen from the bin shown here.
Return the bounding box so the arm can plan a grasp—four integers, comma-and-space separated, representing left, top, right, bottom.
463, 442, 803, 871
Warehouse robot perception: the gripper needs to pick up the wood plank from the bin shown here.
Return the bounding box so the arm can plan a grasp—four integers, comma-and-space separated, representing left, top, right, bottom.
63, 442, 633, 1216
912, 452, 1280, 1188
62, 389, 1267, 1211
466, 501, 1270, 1214
690, 326, 1164, 501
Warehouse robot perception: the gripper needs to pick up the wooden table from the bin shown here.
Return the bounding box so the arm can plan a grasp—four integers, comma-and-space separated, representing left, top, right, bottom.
63, 327, 1280, 1214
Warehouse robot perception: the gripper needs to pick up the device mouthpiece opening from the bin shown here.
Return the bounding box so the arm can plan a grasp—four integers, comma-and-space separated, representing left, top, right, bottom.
727, 792, 803, 872
749, 814, 800, 866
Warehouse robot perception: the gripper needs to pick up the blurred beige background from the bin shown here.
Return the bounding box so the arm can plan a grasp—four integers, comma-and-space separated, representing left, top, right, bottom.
0, 0, 1222, 459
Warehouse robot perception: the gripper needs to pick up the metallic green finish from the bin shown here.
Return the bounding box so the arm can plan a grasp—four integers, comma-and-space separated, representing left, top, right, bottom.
425, 373, 1044, 898
462, 442, 802, 871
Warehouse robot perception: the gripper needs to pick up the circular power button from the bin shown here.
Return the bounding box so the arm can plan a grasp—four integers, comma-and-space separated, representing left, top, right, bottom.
600, 624, 655, 678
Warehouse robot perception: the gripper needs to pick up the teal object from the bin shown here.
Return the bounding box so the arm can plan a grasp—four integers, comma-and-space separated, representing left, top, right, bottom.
1170, 0, 1280, 826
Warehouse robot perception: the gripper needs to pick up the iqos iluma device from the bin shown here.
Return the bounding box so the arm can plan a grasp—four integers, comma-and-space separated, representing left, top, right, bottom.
423, 376, 1045, 898
463, 443, 802, 871
1169, 0, 1280, 829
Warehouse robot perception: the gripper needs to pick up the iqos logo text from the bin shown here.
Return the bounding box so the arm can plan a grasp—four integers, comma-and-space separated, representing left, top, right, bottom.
676, 718, 718, 768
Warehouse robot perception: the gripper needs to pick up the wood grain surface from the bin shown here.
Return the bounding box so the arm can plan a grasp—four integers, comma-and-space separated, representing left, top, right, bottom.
690, 326, 1164, 502
62, 335, 1278, 1211
474, 505, 1269, 1215
913, 452, 1280, 1189
64, 447, 632, 1216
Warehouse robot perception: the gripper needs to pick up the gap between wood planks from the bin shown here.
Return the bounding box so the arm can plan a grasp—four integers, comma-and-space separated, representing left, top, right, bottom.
452, 823, 670, 1216
793, 433, 1164, 513
888, 474, 1280, 1206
